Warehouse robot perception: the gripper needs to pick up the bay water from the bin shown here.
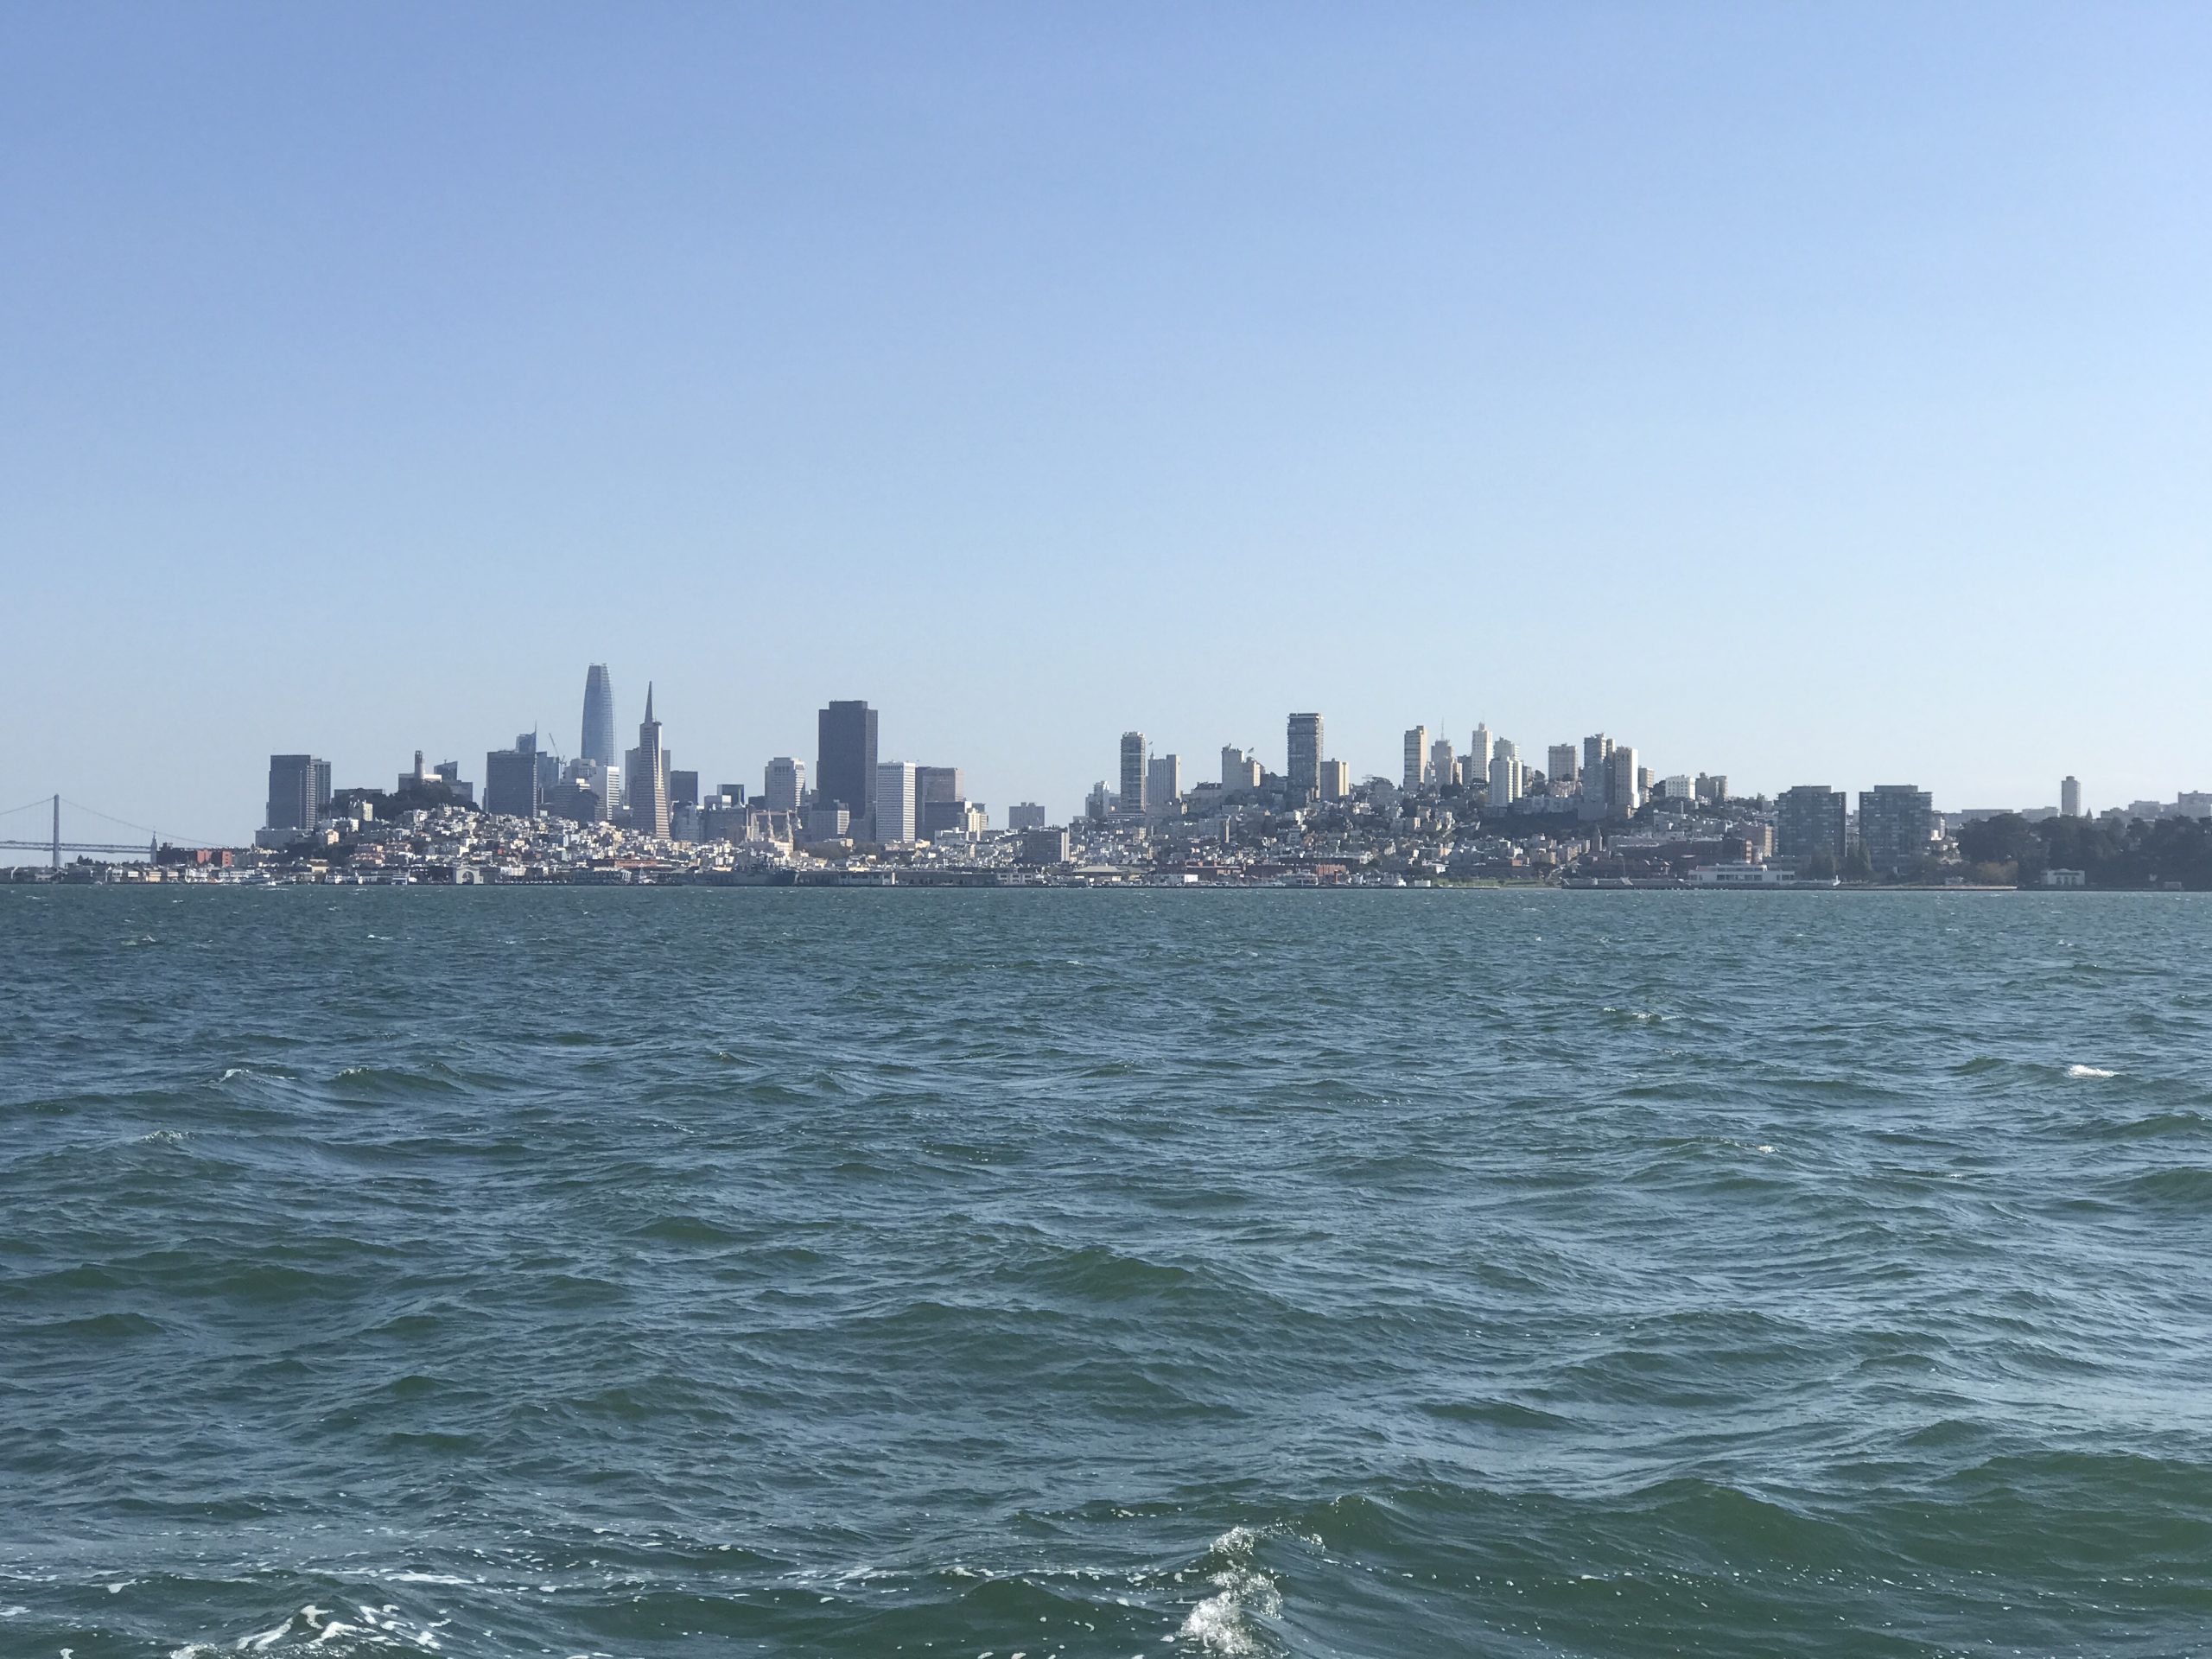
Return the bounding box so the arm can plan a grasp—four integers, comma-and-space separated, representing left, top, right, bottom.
3, 887, 2209, 1656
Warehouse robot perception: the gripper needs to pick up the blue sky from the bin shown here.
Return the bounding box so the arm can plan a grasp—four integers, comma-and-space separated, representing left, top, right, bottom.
3, 3, 2207, 842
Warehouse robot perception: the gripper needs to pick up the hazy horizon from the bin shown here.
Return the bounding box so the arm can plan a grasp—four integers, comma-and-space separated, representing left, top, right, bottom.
4, 4, 2208, 844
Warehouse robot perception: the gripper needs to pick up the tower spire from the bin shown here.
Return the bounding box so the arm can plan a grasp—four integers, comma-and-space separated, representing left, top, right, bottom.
645, 682, 654, 723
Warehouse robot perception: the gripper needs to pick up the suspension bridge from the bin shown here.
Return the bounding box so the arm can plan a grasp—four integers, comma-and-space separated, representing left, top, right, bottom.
0, 795, 220, 868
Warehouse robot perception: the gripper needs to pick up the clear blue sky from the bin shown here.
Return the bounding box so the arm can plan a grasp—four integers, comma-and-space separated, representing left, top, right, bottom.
3, 3, 2207, 843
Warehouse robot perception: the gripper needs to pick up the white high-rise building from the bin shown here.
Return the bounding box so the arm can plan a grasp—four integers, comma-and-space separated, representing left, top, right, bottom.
1147, 753, 1182, 814
1221, 746, 1261, 791
1470, 724, 1495, 777
1489, 747, 1522, 808
2061, 776, 2082, 817
1403, 726, 1428, 791
764, 756, 804, 812
1319, 760, 1351, 800
874, 760, 918, 844
1606, 747, 1643, 817
1548, 744, 1579, 791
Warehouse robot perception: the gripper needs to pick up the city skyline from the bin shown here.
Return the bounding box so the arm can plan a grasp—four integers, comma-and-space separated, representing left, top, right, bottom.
5, 8, 2210, 838
0, 644, 2196, 857
203, 658, 2190, 849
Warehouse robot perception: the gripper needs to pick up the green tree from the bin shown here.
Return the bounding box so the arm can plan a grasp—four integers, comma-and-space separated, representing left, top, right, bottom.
1958, 812, 2034, 867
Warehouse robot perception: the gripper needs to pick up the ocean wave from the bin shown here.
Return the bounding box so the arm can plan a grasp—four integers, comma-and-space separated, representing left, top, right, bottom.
168, 1602, 447, 1656
1178, 1527, 1283, 1655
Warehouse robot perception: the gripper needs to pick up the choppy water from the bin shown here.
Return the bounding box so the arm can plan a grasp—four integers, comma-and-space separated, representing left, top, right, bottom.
3, 887, 2209, 1657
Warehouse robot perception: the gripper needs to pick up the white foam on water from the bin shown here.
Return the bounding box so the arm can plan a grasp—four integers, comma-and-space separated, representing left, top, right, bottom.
1176, 1528, 1281, 1656
2067, 1064, 2117, 1079
167, 1600, 447, 1657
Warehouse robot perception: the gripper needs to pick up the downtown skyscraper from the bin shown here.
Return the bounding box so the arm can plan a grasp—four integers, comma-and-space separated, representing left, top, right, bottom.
817, 700, 880, 831
629, 684, 671, 839
581, 664, 617, 766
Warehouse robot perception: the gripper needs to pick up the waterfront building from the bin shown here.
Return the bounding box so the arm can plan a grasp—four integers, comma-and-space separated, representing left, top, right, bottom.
764, 757, 805, 812
483, 746, 541, 818
1120, 731, 1147, 817
2061, 776, 2082, 817
875, 760, 918, 845
1858, 785, 1935, 874
581, 664, 617, 766
1605, 747, 1643, 817
1020, 827, 1071, 865
817, 700, 880, 829
1776, 785, 1847, 862
630, 685, 671, 839
264, 754, 331, 832
1403, 726, 1428, 791
1007, 802, 1047, 830
1548, 744, 1579, 791
1318, 760, 1351, 800
1287, 713, 1324, 793
1147, 753, 1181, 812
1429, 738, 1456, 789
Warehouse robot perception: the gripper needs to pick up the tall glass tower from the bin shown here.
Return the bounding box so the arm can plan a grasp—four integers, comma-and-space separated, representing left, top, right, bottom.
581, 664, 616, 765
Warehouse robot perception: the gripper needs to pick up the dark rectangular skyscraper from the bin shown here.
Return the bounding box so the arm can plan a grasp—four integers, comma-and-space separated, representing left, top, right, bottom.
1858, 785, 1934, 874
1776, 785, 1847, 863
484, 747, 542, 818
264, 754, 330, 832
1287, 713, 1323, 792
817, 700, 879, 820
